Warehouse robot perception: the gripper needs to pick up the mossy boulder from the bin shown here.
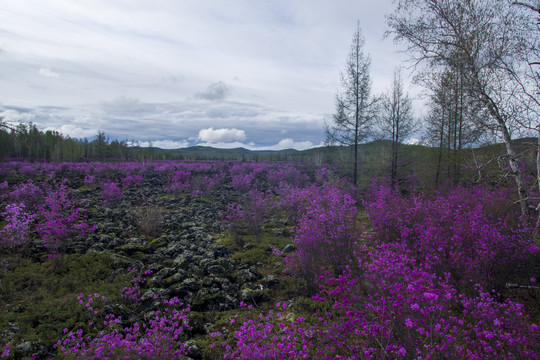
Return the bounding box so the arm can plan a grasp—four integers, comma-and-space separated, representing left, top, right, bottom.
115, 243, 146, 256
146, 237, 168, 252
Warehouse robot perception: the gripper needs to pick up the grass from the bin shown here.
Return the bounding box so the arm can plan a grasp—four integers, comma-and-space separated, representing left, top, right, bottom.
0, 251, 132, 351
218, 226, 292, 267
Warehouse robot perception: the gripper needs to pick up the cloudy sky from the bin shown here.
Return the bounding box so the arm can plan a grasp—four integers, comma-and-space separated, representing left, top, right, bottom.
0, 0, 414, 150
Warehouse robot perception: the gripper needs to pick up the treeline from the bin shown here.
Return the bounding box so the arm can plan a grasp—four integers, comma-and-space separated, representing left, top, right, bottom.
0, 119, 301, 162
0, 120, 127, 162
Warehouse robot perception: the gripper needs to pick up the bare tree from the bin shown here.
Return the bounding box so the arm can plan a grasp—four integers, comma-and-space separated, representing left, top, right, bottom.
422, 67, 486, 187
387, 0, 539, 215
325, 21, 378, 186
379, 68, 416, 183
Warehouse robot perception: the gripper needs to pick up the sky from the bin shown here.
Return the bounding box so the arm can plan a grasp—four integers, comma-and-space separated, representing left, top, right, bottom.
0, 0, 414, 150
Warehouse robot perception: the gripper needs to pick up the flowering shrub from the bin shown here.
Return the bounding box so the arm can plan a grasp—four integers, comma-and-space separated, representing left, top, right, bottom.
220, 302, 312, 359
267, 167, 309, 188
315, 167, 330, 183
192, 172, 224, 194
121, 174, 144, 188
219, 242, 540, 359
0, 181, 8, 192
19, 163, 36, 174
231, 173, 255, 191
56, 293, 191, 359
364, 183, 538, 294
0, 202, 36, 255
101, 181, 122, 205
121, 267, 156, 303
36, 184, 97, 258
225, 189, 272, 245
168, 170, 191, 196
286, 184, 359, 292
83, 175, 96, 185
1, 345, 10, 358
7, 179, 42, 208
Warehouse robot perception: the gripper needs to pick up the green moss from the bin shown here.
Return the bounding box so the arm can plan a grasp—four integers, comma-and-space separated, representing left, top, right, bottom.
114, 243, 146, 256
77, 184, 97, 192
0, 252, 131, 348
146, 237, 167, 251
231, 247, 267, 265
221, 230, 293, 267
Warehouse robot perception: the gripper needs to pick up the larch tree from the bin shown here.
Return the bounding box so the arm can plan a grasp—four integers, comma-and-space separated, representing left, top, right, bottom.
379, 68, 416, 184
325, 21, 378, 186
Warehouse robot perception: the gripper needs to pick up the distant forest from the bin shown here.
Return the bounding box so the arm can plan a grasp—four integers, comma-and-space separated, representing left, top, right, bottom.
1, 117, 537, 193
0, 120, 133, 162
0, 118, 302, 162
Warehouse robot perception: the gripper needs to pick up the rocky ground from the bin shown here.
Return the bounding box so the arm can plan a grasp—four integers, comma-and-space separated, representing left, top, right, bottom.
0, 165, 294, 359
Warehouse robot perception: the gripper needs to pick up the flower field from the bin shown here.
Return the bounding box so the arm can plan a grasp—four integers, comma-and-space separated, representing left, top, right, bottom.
0, 160, 538, 359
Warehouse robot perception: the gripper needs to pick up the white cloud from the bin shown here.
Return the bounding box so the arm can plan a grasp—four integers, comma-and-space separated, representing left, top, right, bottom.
257, 138, 322, 151
136, 139, 189, 149
195, 141, 249, 149
52, 124, 97, 138
406, 138, 421, 145
1, 109, 36, 123
38, 68, 59, 78
196, 138, 322, 151
197, 127, 247, 143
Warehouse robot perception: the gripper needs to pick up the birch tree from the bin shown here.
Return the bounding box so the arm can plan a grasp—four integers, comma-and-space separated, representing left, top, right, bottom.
387, 0, 539, 215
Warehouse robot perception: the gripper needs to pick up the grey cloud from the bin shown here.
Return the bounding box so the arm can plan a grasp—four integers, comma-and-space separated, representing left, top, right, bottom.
101, 96, 150, 114
1, 97, 324, 149
38, 68, 60, 78
195, 81, 230, 101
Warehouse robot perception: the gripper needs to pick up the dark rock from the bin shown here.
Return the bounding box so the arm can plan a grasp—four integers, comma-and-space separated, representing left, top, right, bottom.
239, 287, 270, 303
14, 341, 32, 358
234, 268, 262, 284
206, 264, 226, 276
212, 245, 230, 258
282, 244, 296, 253
262, 275, 280, 289
141, 288, 170, 302
270, 228, 286, 236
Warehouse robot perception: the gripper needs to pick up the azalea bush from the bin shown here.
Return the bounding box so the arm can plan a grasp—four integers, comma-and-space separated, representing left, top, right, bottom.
217, 242, 540, 359
6, 179, 43, 208
267, 167, 309, 188
0, 202, 36, 257
285, 184, 360, 292
192, 172, 224, 194
121, 174, 144, 188
364, 183, 538, 294
36, 184, 97, 258
231, 173, 255, 191
168, 170, 191, 196
55, 294, 191, 359
101, 180, 122, 205
224, 189, 272, 246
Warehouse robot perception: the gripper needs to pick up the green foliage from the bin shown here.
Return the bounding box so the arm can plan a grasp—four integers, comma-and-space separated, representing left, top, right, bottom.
0, 252, 131, 348
220, 229, 291, 267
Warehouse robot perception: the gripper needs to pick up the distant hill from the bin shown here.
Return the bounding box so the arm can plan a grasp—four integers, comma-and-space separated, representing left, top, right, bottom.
141, 137, 535, 190
133, 145, 300, 161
